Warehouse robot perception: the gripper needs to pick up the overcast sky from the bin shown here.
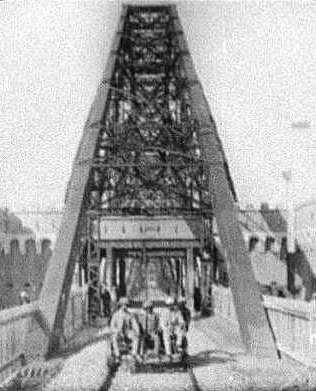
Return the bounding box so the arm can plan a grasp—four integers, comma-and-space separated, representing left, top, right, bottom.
1, 0, 316, 211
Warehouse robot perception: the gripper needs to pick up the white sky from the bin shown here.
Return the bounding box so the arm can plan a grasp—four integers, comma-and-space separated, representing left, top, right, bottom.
1, 0, 316, 211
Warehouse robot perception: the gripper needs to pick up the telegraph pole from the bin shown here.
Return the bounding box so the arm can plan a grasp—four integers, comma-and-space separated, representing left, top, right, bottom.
282, 170, 296, 294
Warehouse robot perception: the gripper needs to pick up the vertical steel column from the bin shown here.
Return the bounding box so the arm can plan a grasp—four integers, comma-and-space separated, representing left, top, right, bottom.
112, 255, 117, 290
200, 260, 211, 312
144, 246, 148, 302
105, 245, 113, 291
176, 258, 181, 297
119, 256, 126, 297
186, 247, 195, 313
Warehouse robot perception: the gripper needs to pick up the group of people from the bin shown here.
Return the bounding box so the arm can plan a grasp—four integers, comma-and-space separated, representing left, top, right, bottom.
110, 296, 191, 361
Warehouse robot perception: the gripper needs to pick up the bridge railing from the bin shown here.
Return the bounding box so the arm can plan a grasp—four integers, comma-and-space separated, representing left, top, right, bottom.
213, 284, 316, 366
0, 286, 87, 386
0, 302, 37, 384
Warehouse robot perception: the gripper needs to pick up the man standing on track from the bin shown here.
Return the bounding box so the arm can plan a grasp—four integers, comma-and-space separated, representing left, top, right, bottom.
100, 283, 111, 319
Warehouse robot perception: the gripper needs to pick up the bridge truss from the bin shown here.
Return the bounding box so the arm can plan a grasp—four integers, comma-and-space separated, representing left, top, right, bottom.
39, 4, 278, 359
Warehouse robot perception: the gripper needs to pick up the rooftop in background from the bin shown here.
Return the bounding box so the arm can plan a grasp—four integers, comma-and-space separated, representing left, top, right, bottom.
239, 202, 287, 237
3, 200, 316, 245
259, 202, 287, 233
14, 210, 62, 244
1, 203, 289, 240
0, 208, 33, 235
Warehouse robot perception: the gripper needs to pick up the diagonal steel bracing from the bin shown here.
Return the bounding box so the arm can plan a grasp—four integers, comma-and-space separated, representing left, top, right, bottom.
39, 4, 278, 358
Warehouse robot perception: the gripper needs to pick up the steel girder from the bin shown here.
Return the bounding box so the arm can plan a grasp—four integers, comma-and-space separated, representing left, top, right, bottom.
38, 8, 128, 355
85, 6, 212, 217
39, 4, 278, 358
171, 6, 278, 358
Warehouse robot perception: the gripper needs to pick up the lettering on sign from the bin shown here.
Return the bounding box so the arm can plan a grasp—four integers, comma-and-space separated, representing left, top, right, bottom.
160, 241, 172, 247
144, 224, 160, 233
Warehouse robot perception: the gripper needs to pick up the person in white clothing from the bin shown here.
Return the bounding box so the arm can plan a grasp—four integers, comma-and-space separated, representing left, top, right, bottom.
110, 297, 140, 360
160, 297, 185, 357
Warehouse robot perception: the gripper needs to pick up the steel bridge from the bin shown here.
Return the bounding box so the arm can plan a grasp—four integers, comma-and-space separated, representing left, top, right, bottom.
5, 4, 309, 390
39, 3, 277, 358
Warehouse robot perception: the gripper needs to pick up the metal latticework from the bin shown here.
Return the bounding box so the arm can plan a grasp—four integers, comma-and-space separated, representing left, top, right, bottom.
87, 7, 213, 217
39, 4, 278, 359
85, 6, 216, 318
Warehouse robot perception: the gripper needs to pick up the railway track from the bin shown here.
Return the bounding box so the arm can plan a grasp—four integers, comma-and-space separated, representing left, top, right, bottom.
100, 354, 202, 391
186, 358, 203, 391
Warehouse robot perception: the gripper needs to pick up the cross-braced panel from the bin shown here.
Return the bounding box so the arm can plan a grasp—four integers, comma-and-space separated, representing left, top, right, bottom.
87, 6, 210, 217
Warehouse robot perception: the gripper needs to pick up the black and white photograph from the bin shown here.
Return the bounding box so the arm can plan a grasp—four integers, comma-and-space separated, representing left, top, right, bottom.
1, 0, 316, 389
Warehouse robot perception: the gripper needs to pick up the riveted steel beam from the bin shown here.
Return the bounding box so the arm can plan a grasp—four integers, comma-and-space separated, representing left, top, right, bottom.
170, 5, 278, 359
38, 8, 128, 356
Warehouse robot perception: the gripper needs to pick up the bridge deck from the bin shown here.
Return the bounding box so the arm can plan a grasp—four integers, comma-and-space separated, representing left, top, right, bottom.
11, 316, 314, 391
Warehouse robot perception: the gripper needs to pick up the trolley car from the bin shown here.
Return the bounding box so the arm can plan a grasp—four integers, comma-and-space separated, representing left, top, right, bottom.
83, 216, 213, 371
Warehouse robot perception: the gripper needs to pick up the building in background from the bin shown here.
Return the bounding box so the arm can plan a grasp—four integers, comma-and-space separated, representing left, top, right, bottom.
0, 208, 56, 309
213, 201, 316, 300
2, 200, 316, 308
213, 203, 291, 296
292, 200, 316, 300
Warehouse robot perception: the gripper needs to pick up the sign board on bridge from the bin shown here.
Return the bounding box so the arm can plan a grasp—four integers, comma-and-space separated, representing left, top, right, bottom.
96, 216, 201, 242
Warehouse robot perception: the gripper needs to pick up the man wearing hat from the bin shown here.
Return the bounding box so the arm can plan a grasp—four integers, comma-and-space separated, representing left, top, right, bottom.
19, 290, 30, 305
160, 297, 185, 357
110, 297, 140, 360
100, 283, 111, 319
139, 301, 160, 356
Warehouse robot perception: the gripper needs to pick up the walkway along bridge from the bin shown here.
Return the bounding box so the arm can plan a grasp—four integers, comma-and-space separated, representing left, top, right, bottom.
3, 4, 314, 390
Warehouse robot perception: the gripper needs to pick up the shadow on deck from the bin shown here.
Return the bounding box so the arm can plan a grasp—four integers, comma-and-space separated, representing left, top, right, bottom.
53, 323, 111, 359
